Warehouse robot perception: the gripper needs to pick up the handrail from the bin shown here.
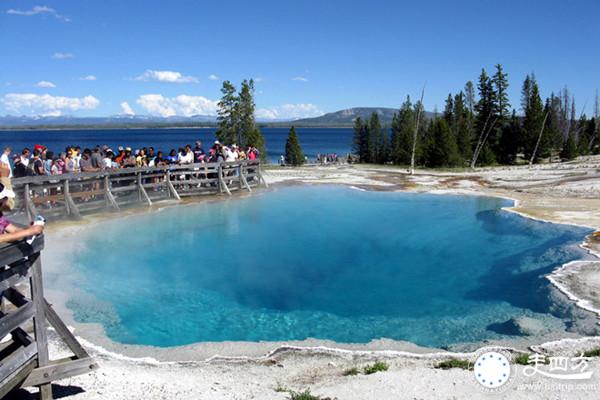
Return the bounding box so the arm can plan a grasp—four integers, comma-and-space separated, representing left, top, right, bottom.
8, 160, 266, 220
11, 160, 261, 186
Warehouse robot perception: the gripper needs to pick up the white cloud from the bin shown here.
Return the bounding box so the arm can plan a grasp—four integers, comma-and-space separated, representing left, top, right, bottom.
292, 76, 308, 82
36, 81, 56, 88
79, 75, 97, 81
136, 94, 218, 117
256, 103, 323, 120
254, 77, 264, 82
2, 93, 100, 116
208, 74, 219, 81
135, 70, 199, 84
52, 52, 74, 59
6, 5, 70, 22
120, 101, 135, 116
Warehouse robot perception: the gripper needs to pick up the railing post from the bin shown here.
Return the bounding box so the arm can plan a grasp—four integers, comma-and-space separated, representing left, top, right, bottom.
23, 183, 38, 221
218, 163, 231, 196
257, 161, 268, 188
29, 253, 52, 400
104, 175, 120, 210
165, 170, 180, 200
63, 179, 81, 219
137, 171, 152, 206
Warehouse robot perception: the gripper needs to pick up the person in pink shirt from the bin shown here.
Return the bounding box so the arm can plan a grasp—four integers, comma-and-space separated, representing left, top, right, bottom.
0, 183, 44, 243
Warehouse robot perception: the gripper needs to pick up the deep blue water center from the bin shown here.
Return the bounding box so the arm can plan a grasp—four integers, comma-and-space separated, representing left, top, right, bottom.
68, 186, 591, 347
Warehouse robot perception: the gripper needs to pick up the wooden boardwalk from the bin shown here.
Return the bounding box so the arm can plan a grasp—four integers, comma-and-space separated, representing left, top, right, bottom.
0, 235, 97, 399
10, 160, 267, 220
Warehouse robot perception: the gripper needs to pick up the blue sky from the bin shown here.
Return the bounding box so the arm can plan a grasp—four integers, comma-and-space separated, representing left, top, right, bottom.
1, 0, 599, 119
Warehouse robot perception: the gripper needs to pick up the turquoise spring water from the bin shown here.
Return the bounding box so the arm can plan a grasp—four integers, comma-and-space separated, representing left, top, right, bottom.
66, 186, 592, 348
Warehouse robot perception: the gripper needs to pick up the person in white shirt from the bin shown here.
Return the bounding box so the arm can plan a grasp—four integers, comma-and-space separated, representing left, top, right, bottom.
179, 145, 194, 164
224, 146, 236, 162
0, 147, 12, 178
20, 148, 30, 167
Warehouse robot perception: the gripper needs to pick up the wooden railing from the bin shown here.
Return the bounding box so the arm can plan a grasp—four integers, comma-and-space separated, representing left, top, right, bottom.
0, 235, 97, 399
10, 160, 267, 220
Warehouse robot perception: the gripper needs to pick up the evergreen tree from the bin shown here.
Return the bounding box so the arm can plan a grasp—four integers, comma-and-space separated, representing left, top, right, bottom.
521, 74, 532, 112
474, 69, 498, 165
561, 132, 578, 160
352, 117, 369, 162
452, 92, 472, 163
443, 94, 454, 126
237, 79, 256, 145
284, 126, 305, 165
577, 115, 590, 156
492, 64, 510, 119
497, 110, 521, 164
522, 75, 545, 162
390, 96, 415, 165
367, 112, 381, 163
236, 79, 267, 160
464, 81, 476, 115
215, 81, 238, 144
425, 118, 461, 167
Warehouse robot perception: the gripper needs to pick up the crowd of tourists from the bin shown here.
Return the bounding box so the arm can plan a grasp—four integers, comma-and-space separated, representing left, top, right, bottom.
0, 140, 261, 178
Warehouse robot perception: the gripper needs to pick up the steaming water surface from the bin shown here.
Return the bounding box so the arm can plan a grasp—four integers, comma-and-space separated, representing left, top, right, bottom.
67, 186, 593, 347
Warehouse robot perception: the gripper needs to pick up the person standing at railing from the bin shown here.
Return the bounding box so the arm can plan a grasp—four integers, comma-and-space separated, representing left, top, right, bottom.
193, 141, 205, 163
179, 145, 194, 165
0, 183, 43, 243
31, 149, 45, 176
65, 152, 79, 173
0, 148, 15, 211
91, 147, 104, 170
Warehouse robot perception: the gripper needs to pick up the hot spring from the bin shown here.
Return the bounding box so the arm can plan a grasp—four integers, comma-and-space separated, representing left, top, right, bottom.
63, 186, 593, 348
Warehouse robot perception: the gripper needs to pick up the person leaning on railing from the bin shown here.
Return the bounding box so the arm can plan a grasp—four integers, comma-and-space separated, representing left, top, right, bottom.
0, 183, 44, 243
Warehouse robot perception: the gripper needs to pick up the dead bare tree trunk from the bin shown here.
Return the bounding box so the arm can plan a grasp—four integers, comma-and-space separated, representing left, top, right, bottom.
529, 111, 550, 166
409, 84, 426, 175
469, 112, 496, 169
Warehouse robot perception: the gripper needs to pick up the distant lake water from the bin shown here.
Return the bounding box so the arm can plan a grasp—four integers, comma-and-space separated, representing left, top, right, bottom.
0, 127, 353, 163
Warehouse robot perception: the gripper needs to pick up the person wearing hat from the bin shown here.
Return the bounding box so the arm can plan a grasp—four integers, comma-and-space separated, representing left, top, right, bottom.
0, 183, 43, 243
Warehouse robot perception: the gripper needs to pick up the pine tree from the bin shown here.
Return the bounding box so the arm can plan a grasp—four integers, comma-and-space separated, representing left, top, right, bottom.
426, 118, 461, 167
464, 81, 476, 115
452, 92, 472, 164
364, 112, 380, 163
561, 132, 578, 160
577, 115, 590, 156
492, 64, 510, 119
237, 79, 256, 145
473, 69, 498, 165
236, 79, 267, 160
352, 117, 369, 162
443, 94, 454, 126
284, 126, 305, 165
522, 75, 545, 162
215, 81, 238, 144
390, 96, 415, 165
497, 110, 521, 164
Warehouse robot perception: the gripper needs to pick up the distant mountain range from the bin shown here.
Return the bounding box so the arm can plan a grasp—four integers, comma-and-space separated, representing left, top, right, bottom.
0, 107, 436, 129
278, 107, 436, 127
